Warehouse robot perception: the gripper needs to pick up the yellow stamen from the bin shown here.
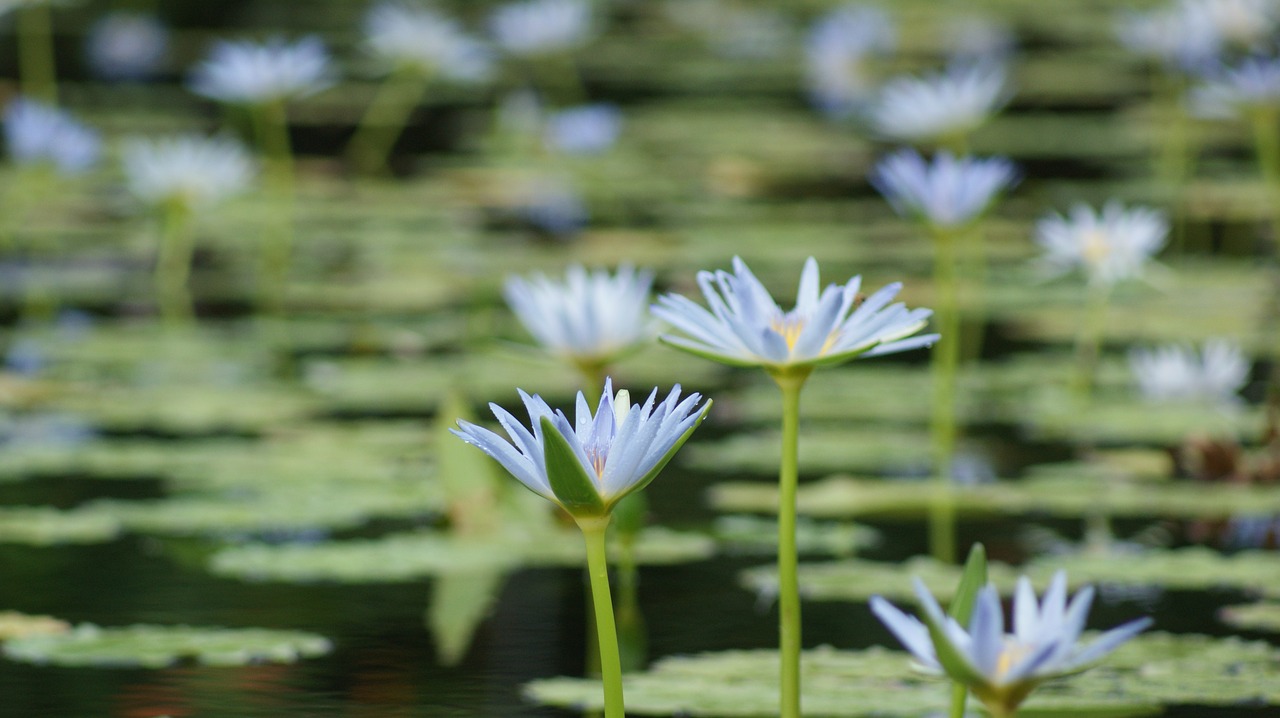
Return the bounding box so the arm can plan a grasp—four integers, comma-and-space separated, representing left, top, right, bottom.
771, 315, 805, 351
1080, 229, 1111, 268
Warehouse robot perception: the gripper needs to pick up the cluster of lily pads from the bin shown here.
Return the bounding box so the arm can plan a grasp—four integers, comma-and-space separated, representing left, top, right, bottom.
1, 1, 1280, 717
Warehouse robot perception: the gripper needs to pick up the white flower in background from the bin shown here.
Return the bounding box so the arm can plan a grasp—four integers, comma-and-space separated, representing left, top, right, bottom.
189, 36, 333, 105
85, 11, 169, 80
1033, 202, 1169, 286
489, 0, 594, 56
867, 63, 1010, 145
504, 264, 653, 367
544, 104, 622, 154
1115, 3, 1220, 71
871, 149, 1017, 230
452, 379, 709, 518
1190, 57, 1280, 119
805, 5, 896, 118
516, 176, 588, 237
1129, 340, 1249, 404
944, 15, 1016, 65
365, 1, 493, 82
1183, 0, 1279, 50
652, 256, 935, 370
122, 134, 256, 212
3, 98, 101, 175
871, 572, 1152, 718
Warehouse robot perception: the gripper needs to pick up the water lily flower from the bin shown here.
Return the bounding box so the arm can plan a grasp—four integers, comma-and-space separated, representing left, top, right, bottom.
871, 572, 1152, 718
489, 0, 594, 57
452, 379, 709, 518
122, 134, 256, 212
544, 104, 622, 155
3, 98, 100, 175
364, 1, 492, 82
867, 63, 1010, 147
504, 264, 653, 370
1190, 56, 1280, 120
1184, 0, 1279, 50
1115, 3, 1220, 72
1129, 340, 1249, 404
1033, 202, 1168, 286
652, 256, 935, 372
871, 149, 1017, 231
189, 36, 333, 105
804, 5, 896, 118
85, 11, 168, 81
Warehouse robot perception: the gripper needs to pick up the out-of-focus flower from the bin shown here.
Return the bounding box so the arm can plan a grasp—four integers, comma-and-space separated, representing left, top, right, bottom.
805, 5, 896, 118
364, 1, 492, 82
85, 11, 169, 80
544, 104, 622, 154
505, 264, 653, 368
452, 379, 710, 518
122, 134, 256, 212
514, 177, 588, 238
867, 63, 1010, 146
871, 149, 1017, 230
944, 15, 1016, 65
3, 98, 101, 175
871, 572, 1152, 718
1033, 202, 1169, 286
652, 256, 935, 371
489, 0, 594, 56
1190, 56, 1280, 119
189, 36, 333, 105
1184, 0, 1279, 50
1115, 3, 1220, 72
1129, 340, 1249, 404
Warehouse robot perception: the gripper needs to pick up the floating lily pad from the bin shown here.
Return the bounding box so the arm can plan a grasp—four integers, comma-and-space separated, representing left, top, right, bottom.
741, 554, 1019, 604
709, 475, 1022, 520
0, 506, 122, 545
1018, 388, 1261, 445
0, 612, 71, 641
1219, 602, 1280, 632
2, 624, 332, 668
529, 632, 1274, 716
712, 515, 878, 557
210, 525, 716, 583
686, 428, 932, 477
1025, 547, 1280, 598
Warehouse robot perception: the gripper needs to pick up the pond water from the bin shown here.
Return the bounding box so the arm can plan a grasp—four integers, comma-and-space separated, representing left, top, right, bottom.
2, 0, 1280, 716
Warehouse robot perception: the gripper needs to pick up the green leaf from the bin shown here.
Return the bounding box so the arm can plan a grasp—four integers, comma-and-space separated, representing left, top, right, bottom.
948, 543, 988, 624
540, 416, 606, 518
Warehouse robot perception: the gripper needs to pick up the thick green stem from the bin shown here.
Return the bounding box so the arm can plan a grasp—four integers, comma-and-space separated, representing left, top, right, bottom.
930, 227, 962, 564
1153, 71, 1193, 255
949, 682, 969, 718
18, 4, 58, 104
154, 202, 195, 326
1072, 284, 1112, 400
769, 368, 811, 718
578, 516, 626, 718
346, 66, 430, 176
252, 100, 296, 315
960, 225, 988, 363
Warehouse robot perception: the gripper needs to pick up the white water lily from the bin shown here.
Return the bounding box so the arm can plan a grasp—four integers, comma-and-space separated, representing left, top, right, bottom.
364, 1, 492, 82
3, 98, 101, 175
867, 63, 1010, 146
452, 380, 709, 518
122, 134, 256, 212
652, 256, 935, 371
871, 149, 1017, 230
871, 572, 1152, 718
804, 5, 896, 118
489, 0, 593, 56
504, 264, 653, 368
189, 36, 333, 105
1033, 201, 1168, 286
1129, 340, 1249, 404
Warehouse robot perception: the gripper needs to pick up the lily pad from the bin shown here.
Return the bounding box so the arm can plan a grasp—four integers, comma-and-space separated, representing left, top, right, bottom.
711, 515, 878, 557
1219, 602, 1280, 632
210, 525, 716, 583
686, 428, 932, 476
0, 506, 123, 545
529, 632, 1274, 716
2, 624, 332, 668
741, 554, 1020, 604
0, 612, 71, 641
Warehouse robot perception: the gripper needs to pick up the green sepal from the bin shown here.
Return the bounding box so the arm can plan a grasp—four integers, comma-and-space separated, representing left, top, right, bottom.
540, 416, 606, 518
946, 543, 987, 718
605, 400, 713, 512
916, 589, 987, 689
948, 543, 988, 624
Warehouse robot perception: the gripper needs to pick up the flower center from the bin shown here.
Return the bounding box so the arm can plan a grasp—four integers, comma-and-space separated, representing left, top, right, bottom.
771, 313, 806, 351
994, 639, 1037, 682
1080, 229, 1111, 267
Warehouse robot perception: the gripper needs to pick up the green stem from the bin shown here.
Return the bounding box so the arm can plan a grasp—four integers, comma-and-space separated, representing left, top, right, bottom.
578, 516, 625, 718
769, 368, 811, 718
18, 3, 57, 104
1072, 284, 1112, 400
1153, 71, 1193, 255
949, 682, 969, 718
252, 100, 296, 316
960, 224, 988, 362
930, 227, 962, 564
154, 201, 195, 326
535, 51, 586, 106
346, 66, 430, 176
937, 132, 969, 157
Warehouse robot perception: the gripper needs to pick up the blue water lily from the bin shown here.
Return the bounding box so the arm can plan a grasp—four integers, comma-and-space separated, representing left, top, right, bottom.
872, 149, 1017, 230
